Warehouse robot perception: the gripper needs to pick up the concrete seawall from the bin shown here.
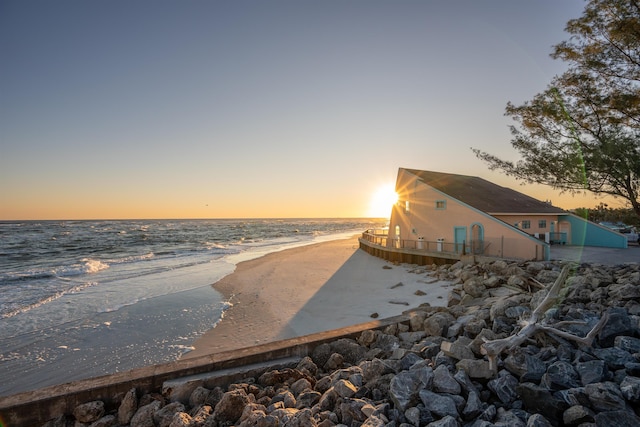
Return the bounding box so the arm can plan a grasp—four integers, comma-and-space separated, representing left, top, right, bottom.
0, 314, 410, 427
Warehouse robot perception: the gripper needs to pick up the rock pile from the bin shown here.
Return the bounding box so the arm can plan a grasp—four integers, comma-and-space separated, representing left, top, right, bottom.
44, 259, 640, 427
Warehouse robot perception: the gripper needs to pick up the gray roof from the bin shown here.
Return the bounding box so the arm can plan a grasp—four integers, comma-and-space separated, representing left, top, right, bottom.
404, 168, 566, 215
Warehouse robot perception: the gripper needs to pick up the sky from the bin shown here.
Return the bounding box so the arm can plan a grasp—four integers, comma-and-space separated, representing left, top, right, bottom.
1, 0, 615, 220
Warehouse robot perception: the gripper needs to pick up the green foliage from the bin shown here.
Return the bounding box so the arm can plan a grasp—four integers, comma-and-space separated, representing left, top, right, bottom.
473, 0, 640, 218
575, 203, 640, 227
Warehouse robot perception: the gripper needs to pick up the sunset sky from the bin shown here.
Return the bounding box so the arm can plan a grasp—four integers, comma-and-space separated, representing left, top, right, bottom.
1, 0, 617, 220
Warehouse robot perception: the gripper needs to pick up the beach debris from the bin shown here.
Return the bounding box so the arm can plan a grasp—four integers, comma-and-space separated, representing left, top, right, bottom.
388, 300, 410, 306
370, 312, 379, 318
46, 258, 640, 427
419, 277, 441, 284
480, 263, 609, 375
382, 265, 393, 270
389, 282, 403, 289
414, 289, 426, 296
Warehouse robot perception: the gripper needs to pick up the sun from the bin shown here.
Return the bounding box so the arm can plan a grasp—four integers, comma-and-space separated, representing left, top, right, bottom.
368, 184, 398, 218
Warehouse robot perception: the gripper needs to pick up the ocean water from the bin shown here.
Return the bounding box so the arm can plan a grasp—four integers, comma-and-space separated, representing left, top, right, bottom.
0, 218, 385, 396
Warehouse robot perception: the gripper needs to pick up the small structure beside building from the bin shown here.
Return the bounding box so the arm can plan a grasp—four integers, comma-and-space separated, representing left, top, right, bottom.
360, 168, 628, 262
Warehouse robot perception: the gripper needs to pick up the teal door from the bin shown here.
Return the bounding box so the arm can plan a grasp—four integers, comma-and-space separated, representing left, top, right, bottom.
454, 227, 467, 253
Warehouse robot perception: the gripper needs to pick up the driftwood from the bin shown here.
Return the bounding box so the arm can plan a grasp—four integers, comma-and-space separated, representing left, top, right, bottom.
480, 263, 609, 375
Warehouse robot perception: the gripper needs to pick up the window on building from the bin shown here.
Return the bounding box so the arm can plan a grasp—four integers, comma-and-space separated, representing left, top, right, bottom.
521, 220, 531, 229
405, 200, 410, 213
395, 225, 400, 237
539, 219, 547, 229
435, 200, 446, 210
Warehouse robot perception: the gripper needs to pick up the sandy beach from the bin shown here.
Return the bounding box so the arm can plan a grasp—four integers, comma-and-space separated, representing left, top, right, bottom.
184, 236, 453, 358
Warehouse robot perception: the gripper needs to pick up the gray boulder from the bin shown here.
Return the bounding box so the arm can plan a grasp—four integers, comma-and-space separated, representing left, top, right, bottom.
418, 389, 459, 418
585, 382, 626, 412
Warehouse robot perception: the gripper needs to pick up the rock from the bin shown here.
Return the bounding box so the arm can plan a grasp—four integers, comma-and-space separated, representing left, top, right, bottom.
191, 405, 212, 425
399, 351, 423, 371
189, 386, 210, 407
463, 278, 486, 298
409, 311, 428, 331
168, 412, 191, 427
540, 361, 580, 390
273, 390, 297, 408
389, 366, 433, 411
440, 336, 475, 361
598, 307, 634, 347
118, 388, 138, 426
341, 398, 372, 425
562, 405, 595, 425
130, 400, 162, 427
505, 305, 530, 319
427, 415, 459, 427
399, 330, 427, 344
609, 283, 640, 300
424, 312, 456, 337
333, 379, 357, 398
433, 364, 461, 394
330, 338, 367, 365
359, 358, 392, 384
494, 407, 527, 427
614, 335, 640, 353
453, 368, 477, 395
373, 333, 401, 354
311, 343, 332, 368
87, 414, 117, 427
290, 378, 312, 396
296, 390, 321, 409
488, 373, 519, 404
154, 401, 185, 427
324, 353, 344, 371
213, 389, 252, 424
585, 381, 626, 412
317, 387, 338, 412
464, 318, 488, 337
504, 348, 547, 382
526, 413, 554, 427
483, 275, 502, 289
296, 356, 318, 377
576, 360, 608, 386
594, 410, 640, 426
536, 269, 560, 283
258, 368, 306, 387
619, 375, 640, 402
462, 390, 483, 421
456, 359, 493, 379
592, 347, 636, 370
625, 362, 640, 376
418, 390, 459, 418
517, 382, 567, 423
72, 401, 105, 423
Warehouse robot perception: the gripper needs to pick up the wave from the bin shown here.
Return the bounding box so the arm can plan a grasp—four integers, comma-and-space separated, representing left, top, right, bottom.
1, 282, 98, 319
0, 254, 156, 285
105, 252, 155, 264
53, 258, 110, 277
211, 299, 234, 329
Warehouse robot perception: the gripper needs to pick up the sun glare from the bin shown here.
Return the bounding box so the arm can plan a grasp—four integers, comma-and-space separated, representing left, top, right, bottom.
368, 184, 398, 218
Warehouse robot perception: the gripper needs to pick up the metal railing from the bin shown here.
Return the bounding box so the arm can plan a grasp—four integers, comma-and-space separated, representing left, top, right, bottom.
361, 230, 548, 261
361, 230, 479, 255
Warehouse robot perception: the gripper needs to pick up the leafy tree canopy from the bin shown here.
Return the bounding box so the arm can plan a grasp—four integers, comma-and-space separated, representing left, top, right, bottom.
473, 0, 640, 217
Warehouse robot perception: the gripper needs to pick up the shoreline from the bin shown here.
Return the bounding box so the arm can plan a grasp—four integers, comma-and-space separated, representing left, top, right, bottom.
184, 236, 453, 358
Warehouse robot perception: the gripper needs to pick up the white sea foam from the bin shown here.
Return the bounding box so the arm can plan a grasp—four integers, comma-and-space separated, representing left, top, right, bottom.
2, 281, 98, 319
82, 259, 110, 274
